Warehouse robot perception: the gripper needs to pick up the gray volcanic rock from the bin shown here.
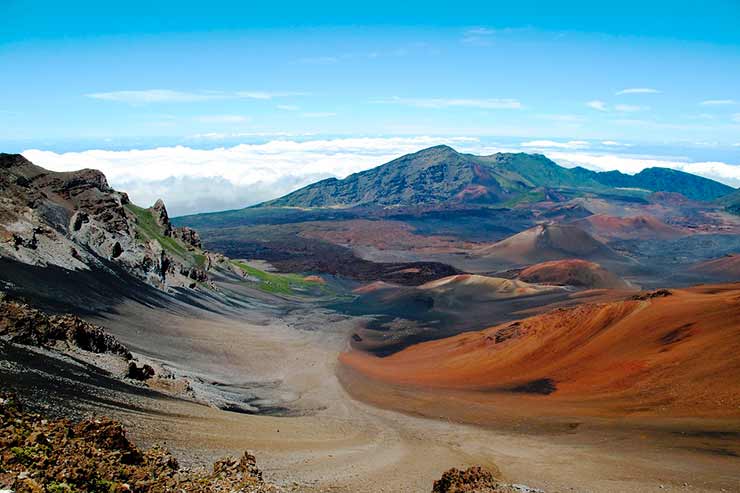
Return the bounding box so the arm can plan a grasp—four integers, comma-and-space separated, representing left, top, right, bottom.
0, 292, 131, 358
172, 225, 202, 249
0, 153, 215, 291
150, 198, 172, 236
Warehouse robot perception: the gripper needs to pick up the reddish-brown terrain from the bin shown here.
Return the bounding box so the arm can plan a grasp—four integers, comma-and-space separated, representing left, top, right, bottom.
340, 284, 740, 419
518, 259, 630, 289
691, 254, 740, 280
573, 214, 687, 241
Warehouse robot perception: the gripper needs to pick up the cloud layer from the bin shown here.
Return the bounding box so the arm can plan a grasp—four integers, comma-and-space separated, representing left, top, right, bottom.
86, 90, 306, 104
23, 137, 739, 217
23, 137, 477, 216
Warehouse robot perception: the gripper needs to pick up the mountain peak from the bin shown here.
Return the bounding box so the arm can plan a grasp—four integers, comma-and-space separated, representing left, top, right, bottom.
415, 144, 459, 155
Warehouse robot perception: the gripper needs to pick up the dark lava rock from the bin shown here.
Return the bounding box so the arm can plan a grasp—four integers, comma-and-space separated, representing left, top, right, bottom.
127, 361, 155, 381
0, 293, 131, 358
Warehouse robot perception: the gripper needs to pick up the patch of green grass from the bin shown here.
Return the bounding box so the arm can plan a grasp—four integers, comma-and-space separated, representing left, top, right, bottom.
47, 482, 76, 493
11, 445, 38, 465
125, 203, 188, 257
193, 253, 206, 267
231, 260, 327, 296
500, 190, 546, 207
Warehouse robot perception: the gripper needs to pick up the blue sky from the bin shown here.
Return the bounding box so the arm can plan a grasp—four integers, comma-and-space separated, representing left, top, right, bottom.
2, 1, 740, 214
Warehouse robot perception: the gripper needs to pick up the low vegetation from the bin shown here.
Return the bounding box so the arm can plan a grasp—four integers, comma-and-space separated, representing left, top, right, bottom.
125, 203, 188, 257
231, 260, 327, 296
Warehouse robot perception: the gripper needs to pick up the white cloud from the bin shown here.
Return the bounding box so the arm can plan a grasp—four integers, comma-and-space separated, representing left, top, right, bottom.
701, 99, 737, 106
86, 89, 306, 104
86, 90, 222, 103
616, 88, 661, 95
733, 113, 740, 123
586, 100, 607, 111
276, 105, 300, 111
461, 27, 496, 46
614, 104, 648, 112
234, 91, 307, 100
189, 131, 312, 140
377, 96, 523, 110
601, 140, 631, 147
22, 136, 479, 216
520, 140, 590, 150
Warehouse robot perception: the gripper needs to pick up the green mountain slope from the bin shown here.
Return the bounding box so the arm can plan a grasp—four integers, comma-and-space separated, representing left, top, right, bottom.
573, 166, 735, 201
262, 145, 601, 208
176, 146, 736, 228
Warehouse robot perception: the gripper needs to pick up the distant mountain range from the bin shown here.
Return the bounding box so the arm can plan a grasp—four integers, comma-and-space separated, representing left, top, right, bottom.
262, 145, 735, 208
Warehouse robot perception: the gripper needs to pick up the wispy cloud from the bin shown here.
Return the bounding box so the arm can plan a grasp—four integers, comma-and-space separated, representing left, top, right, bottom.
234, 91, 307, 100
615, 88, 661, 95
614, 104, 648, 112
587, 101, 647, 112
734, 113, 740, 123
86, 89, 307, 104
377, 96, 523, 110
586, 100, 608, 111
601, 140, 631, 147
87, 90, 221, 103
461, 27, 495, 46
701, 99, 737, 106
520, 140, 590, 150
276, 104, 300, 111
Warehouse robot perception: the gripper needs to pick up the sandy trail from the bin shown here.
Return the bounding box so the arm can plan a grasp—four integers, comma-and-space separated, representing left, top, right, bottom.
88, 297, 739, 493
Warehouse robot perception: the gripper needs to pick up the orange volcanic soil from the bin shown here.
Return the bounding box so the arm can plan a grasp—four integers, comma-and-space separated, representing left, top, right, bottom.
573, 214, 686, 241
691, 254, 740, 280
340, 284, 740, 418
518, 259, 629, 289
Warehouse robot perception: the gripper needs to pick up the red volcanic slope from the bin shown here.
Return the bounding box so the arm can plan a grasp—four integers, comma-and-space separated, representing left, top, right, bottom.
574, 214, 685, 241
691, 254, 740, 280
518, 259, 629, 289
341, 284, 740, 417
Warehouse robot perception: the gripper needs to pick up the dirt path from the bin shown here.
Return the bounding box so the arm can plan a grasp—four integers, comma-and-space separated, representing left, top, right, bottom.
90, 298, 739, 493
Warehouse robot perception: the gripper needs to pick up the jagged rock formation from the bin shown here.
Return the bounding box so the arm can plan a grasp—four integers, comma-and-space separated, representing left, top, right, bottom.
0, 153, 213, 290
0, 292, 131, 358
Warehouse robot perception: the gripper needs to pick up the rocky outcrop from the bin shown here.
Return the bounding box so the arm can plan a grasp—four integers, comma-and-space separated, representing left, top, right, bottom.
0, 394, 273, 492
173, 225, 202, 249
0, 293, 131, 358
432, 466, 543, 493
150, 198, 172, 236
0, 154, 218, 291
